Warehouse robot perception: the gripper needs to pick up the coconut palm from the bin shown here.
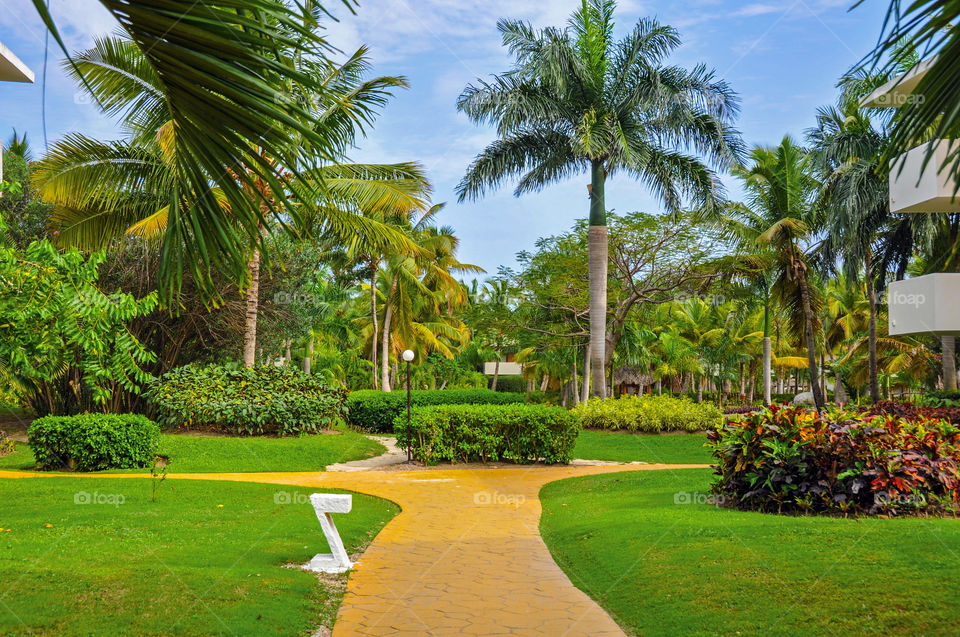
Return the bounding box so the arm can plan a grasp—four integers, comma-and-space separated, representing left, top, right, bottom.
455, 0, 743, 397
34, 35, 429, 366
33, 0, 396, 298
728, 137, 827, 409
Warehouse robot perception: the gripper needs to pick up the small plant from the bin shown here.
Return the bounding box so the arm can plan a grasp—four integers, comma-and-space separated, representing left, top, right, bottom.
150, 455, 168, 503
0, 429, 14, 457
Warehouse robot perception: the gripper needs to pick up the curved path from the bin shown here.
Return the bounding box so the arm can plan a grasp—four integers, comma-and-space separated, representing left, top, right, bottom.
0, 463, 707, 636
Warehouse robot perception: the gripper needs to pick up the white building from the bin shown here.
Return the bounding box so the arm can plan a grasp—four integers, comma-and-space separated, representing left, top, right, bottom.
861, 61, 960, 337
0, 41, 34, 183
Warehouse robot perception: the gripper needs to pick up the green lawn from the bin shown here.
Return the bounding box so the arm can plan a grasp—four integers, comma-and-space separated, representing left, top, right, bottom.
540, 468, 960, 636
0, 477, 398, 636
0, 430, 385, 473
573, 430, 712, 464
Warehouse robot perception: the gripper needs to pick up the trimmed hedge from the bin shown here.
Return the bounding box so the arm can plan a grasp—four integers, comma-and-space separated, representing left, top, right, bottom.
393, 403, 580, 465
346, 389, 527, 433
491, 375, 527, 393
709, 405, 960, 515
28, 414, 160, 471
147, 364, 347, 436
573, 395, 722, 432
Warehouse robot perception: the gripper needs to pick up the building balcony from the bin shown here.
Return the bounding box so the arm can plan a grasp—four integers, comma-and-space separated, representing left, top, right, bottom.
888, 139, 960, 213
887, 273, 960, 336
0, 42, 34, 83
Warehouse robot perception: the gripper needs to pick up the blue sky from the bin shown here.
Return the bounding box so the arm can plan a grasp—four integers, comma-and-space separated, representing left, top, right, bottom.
0, 0, 888, 275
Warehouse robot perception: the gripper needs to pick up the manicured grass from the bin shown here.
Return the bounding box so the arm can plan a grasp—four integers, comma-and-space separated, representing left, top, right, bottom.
573, 430, 712, 464
0, 430, 385, 473
0, 477, 398, 636
540, 468, 960, 636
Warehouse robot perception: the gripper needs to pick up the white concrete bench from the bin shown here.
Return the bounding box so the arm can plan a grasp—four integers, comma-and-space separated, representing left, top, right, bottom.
305, 493, 354, 574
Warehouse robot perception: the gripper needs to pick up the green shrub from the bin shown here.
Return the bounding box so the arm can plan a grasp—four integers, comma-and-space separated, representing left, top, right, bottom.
147, 364, 347, 436
573, 395, 722, 432
491, 375, 527, 393
28, 414, 160, 471
0, 429, 13, 456
347, 389, 527, 433
393, 403, 580, 465
709, 405, 960, 515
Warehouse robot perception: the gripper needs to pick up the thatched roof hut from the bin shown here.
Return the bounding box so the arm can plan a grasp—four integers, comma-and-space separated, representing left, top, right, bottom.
614, 366, 652, 394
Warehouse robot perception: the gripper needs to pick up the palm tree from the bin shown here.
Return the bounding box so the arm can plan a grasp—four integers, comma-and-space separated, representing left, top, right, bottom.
455, 0, 743, 397
34, 35, 429, 367
728, 137, 827, 409
33, 0, 391, 298
378, 206, 483, 391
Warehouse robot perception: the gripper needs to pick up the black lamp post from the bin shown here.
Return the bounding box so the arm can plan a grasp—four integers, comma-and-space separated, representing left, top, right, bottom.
402, 349, 415, 462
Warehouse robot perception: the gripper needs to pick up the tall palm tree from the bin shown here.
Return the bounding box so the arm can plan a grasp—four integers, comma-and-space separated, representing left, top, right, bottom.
455, 0, 743, 397
728, 137, 827, 409
33, 0, 386, 298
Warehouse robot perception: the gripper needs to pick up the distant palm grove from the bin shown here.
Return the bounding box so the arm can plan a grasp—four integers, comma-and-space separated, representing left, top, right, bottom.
2, 0, 958, 417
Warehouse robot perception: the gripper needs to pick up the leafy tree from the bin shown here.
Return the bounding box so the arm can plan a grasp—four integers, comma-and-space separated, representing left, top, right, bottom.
0, 235, 157, 416
0, 132, 52, 248
456, 0, 742, 397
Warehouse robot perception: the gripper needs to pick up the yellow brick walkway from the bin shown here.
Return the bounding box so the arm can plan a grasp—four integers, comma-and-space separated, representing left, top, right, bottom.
0, 463, 706, 636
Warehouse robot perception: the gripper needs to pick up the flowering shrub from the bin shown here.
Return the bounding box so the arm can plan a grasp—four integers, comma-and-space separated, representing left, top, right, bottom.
394, 404, 580, 465
574, 395, 722, 432
708, 405, 960, 515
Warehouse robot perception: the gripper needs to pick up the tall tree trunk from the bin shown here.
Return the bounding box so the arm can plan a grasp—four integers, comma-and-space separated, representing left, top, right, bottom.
284, 339, 292, 362
242, 247, 260, 367
866, 251, 880, 402
540, 374, 550, 392
797, 266, 825, 410
738, 362, 745, 400
570, 356, 579, 407
762, 291, 772, 405
588, 161, 608, 398
492, 357, 501, 391
369, 260, 380, 390
697, 376, 703, 403
944, 335, 958, 391
304, 335, 313, 374
381, 271, 400, 392
581, 343, 591, 404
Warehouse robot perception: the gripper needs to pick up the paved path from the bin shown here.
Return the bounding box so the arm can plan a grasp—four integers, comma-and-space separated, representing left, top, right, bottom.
0, 463, 707, 636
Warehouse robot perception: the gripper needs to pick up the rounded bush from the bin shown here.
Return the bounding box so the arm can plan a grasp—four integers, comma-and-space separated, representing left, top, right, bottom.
28, 414, 160, 471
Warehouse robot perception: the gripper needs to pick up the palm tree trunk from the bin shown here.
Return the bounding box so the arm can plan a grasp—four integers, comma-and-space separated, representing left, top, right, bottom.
380, 271, 400, 392
540, 374, 550, 392
570, 356, 579, 407
865, 252, 880, 402
797, 267, 825, 410
242, 247, 260, 368
492, 357, 500, 391
697, 376, 703, 403
304, 335, 313, 374
581, 343, 591, 404
943, 335, 958, 391
369, 260, 380, 390
762, 294, 772, 405
588, 160, 608, 398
